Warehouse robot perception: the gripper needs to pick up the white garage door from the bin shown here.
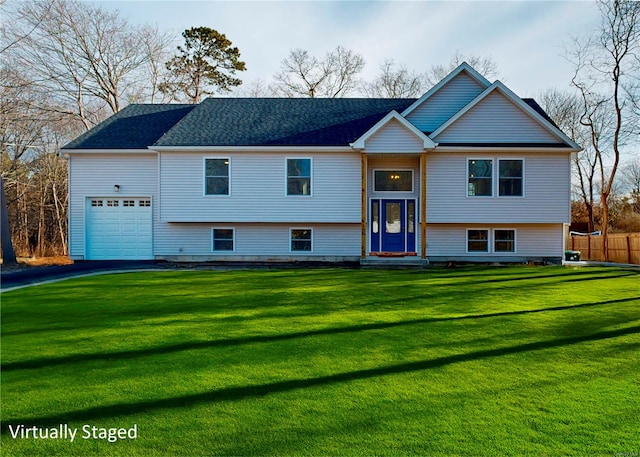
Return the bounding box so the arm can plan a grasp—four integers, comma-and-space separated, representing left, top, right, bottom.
86, 198, 153, 260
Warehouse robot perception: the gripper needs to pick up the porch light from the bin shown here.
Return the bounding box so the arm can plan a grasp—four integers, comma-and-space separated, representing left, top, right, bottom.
114, 184, 120, 192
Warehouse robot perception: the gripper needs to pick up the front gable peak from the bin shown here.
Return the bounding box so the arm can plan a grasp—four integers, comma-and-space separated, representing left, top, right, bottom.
350, 111, 436, 152
401, 62, 492, 134
431, 81, 581, 149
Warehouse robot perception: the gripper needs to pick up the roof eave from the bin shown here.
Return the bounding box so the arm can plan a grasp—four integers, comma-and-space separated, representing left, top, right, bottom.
60, 148, 157, 155
149, 145, 356, 153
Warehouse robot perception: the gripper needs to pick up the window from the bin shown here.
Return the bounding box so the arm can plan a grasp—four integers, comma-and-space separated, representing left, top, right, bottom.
291, 229, 312, 252
287, 158, 311, 196
372, 200, 379, 234
499, 160, 523, 197
374, 170, 413, 192
107, 200, 119, 207
91, 200, 103, 207
407, 201, 415, 234
467, 229, 489, 252
212, 228, 234, 251
123, 200, 135, 207
468, 160, 492, 196
139, 200, 151, 207
205, 158, 230, 195
494, 230, 516, 252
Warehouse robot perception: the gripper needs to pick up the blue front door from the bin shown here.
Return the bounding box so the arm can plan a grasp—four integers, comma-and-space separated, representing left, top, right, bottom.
382, 200, 405, 252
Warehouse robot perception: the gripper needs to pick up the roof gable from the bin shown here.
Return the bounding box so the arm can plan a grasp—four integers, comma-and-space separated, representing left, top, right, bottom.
350, 111, 435, 151
153, 98, 415, 147
402, 62, 491, 133
431, 81, 581, 148
62, 104, 194, 150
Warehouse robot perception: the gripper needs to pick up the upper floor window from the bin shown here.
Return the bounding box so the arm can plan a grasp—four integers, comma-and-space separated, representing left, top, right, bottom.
205, 158, 230, 195
499, 160, 524, 197
287, 158, 311, 196
468, 159, 492, 196
374, 170, 413, 192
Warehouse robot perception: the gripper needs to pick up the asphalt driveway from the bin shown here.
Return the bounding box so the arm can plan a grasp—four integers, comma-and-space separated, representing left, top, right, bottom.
0, 260, 164, 290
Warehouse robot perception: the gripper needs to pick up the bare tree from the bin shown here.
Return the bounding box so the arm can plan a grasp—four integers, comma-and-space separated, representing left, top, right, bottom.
621, 158, 640, 194
272, 46, 365, 98
234, 78, 276, 97
425, 51, 500, 87
538, 88, 599, 231
362, 59, 427, 98
568, 0, 640, 259
6, 0, 173, 129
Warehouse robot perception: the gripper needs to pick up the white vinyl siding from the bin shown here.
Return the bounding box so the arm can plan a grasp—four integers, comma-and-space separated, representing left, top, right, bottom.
364, 118, 424, 153
160, 152, 360, 223
426, 152, 571, 223
154, 223, 360, 259
427, 224, 563, 258
68, 153, 158, 260
405, 71, 486, 133
433, 91, 560, 144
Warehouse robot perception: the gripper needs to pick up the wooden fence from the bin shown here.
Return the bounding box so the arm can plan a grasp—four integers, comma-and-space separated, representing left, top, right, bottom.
569, 233, 640, 264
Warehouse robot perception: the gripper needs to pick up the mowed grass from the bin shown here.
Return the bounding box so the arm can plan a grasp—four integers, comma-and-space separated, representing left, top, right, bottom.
1, 266, 639, 456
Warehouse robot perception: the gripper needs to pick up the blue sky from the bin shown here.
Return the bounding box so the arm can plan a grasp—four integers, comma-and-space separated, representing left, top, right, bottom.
95, 1, 601, 97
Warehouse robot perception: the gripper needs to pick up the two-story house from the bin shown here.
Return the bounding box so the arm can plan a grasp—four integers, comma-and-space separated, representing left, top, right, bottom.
61, 63, 580, 264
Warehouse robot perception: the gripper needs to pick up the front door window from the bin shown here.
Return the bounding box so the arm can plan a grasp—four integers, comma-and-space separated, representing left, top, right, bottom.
385, 202, 401, 234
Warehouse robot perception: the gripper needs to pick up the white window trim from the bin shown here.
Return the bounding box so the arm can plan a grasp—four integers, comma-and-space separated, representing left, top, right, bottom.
497, 158, 525, 198
211, 227, 235, 252
285, 157, 313, 197
466, 158, 494, 198
466, 228, 490, 254
372, 168, 415, 193
494, 228, 518, 253
203, 157, 231, 197
289, 227, 313, 253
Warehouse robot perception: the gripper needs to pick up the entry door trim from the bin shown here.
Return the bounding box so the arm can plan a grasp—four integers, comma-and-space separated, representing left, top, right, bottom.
369, 198, 416, 253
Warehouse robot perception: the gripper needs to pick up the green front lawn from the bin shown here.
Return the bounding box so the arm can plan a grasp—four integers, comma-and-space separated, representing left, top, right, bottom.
1, 266, 639, 456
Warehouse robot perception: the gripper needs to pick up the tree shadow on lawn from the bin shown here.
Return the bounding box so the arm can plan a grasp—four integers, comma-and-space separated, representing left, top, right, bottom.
3, 324, 639, 431
5, 269, 635, 339
3, 297, 638, 372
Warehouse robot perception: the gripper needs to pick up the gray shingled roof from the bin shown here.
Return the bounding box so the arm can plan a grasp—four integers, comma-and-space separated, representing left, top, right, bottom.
62, 104, 194, 149
153, 98, 416, 147
61, 97, 562, 150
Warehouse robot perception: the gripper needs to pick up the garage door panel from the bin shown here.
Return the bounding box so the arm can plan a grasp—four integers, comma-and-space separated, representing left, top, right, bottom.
86, 197, 153, 260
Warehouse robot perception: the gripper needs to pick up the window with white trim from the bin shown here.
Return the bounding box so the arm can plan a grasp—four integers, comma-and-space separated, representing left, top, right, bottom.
287, 158, 312, 196
468, 160, 492, 196
374, 170, 413, 192
494, 229, 516, 252
291, 229, 312, 252
212, 228, 234, 251
205, 158, 230, 195
499, 160, 524, 197
467, 229, 489, 252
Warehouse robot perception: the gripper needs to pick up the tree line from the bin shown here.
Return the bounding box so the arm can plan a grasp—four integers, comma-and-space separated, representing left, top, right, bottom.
1, 0, 638, 262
